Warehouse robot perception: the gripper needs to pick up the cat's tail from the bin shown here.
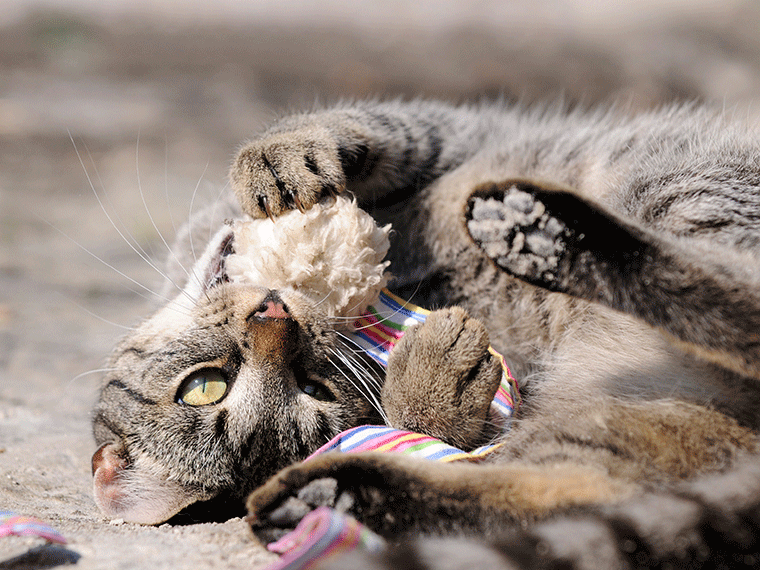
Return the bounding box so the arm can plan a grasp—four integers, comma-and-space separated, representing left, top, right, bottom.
465, 179, 760, 382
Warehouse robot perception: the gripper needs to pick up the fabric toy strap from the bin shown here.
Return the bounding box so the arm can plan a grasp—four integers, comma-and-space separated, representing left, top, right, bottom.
0, 511, 66, 544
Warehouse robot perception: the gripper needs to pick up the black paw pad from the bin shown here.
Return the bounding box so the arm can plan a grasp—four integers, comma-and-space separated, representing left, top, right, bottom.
467, 184, 570, 286
252, 477, 359, 544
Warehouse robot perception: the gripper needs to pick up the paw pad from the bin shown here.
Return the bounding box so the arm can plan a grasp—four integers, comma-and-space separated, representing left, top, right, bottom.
468, 185, 568, 284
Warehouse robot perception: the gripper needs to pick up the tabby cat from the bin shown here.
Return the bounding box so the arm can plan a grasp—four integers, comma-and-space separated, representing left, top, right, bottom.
92, 99, 760, 568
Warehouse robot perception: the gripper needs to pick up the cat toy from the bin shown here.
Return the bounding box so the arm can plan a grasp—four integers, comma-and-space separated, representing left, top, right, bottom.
225, 196, 520, 570
224, 195, 519, 435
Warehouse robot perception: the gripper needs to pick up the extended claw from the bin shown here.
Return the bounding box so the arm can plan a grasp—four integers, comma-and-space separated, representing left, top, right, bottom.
258, 194, 275, 222
322, 184, 339, 199
292, 193, 306, 214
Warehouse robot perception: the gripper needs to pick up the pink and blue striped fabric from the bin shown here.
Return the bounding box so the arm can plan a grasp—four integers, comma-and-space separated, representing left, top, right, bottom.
306, 425, 503, 463
0, 511, 66, 544
266, 507, 385, 570
349, 289, 428, 367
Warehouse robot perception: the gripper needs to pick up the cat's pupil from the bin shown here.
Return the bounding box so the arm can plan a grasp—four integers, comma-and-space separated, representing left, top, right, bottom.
298, 379, 333, 401
177, 369, 228, 406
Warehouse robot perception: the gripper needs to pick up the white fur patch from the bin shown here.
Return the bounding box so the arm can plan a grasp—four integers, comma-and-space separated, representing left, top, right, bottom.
226, 196, 391, 321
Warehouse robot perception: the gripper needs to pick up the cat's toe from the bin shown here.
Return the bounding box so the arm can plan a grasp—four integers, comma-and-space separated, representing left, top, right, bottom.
250, 477, 346, 543
297, 477, 339, 508
466, 181, 572, 290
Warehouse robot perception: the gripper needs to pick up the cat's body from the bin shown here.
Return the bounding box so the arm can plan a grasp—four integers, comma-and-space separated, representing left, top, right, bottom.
93, 99, 760, 567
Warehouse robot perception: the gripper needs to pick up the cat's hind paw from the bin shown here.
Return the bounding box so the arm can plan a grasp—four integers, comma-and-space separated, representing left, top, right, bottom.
246, 455, 400, 542
249, 476, 349, 543
466, 178, 653, 302
466, 180, 574, 291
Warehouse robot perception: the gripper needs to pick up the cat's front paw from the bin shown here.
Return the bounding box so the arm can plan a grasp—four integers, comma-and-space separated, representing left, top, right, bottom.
383, 307, 502, 450
231, 127, 346, 219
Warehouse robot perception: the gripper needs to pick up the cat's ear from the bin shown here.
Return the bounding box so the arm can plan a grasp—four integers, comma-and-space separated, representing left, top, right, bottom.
92, 443, 199, 525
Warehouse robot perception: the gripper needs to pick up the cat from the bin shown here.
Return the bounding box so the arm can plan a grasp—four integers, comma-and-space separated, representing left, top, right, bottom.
92, 98, 760, 567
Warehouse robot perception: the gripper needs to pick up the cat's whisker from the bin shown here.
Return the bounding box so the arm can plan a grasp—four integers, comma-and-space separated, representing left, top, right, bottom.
184, 161, 213, 301
163, 133, 179, 238
308, 289, 334, 312
187, 161, 210, 268
326, 286, 427, 334
338, 351, 383, 394
135, 132, 192, 283
69, 132, 194, 304
40, 215, 180, 307
334, 335, 384, 392
328, 347, 388, 424
80, 137, 155, 266
55, 291, 137, 332
338, 351, 386, 420
206, 181, 231, 247
334, 331, 373, 355
66, 368, 119, 392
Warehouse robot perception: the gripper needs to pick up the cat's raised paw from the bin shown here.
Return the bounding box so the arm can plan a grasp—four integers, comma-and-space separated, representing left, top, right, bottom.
230, 128, 346, 219
466, 180, 572, 289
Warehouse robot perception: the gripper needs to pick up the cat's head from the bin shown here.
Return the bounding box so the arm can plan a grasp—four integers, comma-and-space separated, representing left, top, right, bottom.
91, 198, 390, 524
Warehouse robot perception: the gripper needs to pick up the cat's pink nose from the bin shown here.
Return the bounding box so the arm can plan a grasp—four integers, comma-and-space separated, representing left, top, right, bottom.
252, 293, 290, 320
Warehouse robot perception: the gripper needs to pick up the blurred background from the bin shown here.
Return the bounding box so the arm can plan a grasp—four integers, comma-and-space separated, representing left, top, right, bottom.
2, 0, 760, 567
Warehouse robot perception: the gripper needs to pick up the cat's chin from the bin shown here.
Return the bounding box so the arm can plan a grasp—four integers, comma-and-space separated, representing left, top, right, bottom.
92, 442, 210, 525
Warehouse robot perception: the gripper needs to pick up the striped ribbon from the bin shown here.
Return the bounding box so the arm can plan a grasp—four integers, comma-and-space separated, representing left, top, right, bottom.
262, 289, 521, 570
266, 507, 385, 570
0, 511, 66, 544
306, 425, 502, 463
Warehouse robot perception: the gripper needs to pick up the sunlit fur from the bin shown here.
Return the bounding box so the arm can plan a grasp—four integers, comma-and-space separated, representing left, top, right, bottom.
92, 99, 760, 566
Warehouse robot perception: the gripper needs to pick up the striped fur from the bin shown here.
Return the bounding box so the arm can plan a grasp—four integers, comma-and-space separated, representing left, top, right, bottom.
95, 99, 760, 567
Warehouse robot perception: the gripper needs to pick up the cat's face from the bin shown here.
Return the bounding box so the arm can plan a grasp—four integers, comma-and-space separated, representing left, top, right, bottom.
91, 227, 383, 524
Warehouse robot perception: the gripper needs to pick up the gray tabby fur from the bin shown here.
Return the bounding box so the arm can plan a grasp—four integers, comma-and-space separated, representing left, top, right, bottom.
93, 98, 760, 567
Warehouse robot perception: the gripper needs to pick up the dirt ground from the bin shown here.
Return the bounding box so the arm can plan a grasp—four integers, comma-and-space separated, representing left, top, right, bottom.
2, 1, 760, 568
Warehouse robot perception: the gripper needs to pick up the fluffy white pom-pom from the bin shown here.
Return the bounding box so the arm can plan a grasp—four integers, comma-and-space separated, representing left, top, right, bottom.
225, 196, 391, 322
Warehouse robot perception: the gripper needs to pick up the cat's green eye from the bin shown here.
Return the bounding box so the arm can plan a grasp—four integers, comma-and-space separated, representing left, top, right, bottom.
177, 369, 229, 406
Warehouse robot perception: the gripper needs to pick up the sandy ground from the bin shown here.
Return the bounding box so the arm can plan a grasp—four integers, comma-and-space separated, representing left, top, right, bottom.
2, 1, 760, 568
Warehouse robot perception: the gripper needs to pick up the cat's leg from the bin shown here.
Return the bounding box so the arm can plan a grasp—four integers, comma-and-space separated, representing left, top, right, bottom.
247, 397, 757, 542
382, 307, 502, 450
229, 100, 494, 219
246, 451, 636, 543
303, 457, 760, 570
465, 179, 760, 381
